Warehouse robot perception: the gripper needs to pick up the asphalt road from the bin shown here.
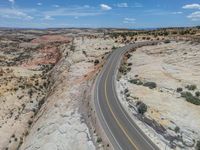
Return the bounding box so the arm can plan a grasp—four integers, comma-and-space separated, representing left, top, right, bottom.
94, 41, 160, 150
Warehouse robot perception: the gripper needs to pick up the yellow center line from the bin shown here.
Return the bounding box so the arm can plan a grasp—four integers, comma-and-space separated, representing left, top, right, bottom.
104, 54, 139, 150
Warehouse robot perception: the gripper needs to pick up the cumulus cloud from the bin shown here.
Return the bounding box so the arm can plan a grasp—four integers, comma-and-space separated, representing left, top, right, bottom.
100, 4, 112, 10
116, 3, 128, 8
182, 4, 200, 9
187, 11, 200, 21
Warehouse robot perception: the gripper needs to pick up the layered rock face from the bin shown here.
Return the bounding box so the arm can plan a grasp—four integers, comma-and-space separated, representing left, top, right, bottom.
0, 29, 123, 150
0, 31, 72, 150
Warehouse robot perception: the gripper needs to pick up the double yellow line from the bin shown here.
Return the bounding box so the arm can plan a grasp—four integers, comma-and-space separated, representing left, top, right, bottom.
103, 53, 139, 150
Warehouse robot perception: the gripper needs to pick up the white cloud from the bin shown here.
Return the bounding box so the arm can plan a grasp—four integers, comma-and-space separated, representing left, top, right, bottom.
52, 4, 60, 8
116, 3, 128, 8
37, 3, 42, 6
83, 5, 90, 8
100, 4, 112, 10
123, 18, 136, 24
171, 11, 183, 14
43, 6, 102, 17
124, 18, 136, 21
187, 11, 200, 21
132, 2, 143, 8
8, 0, 15, 7
44, 15, 54, 20
8, 0, 15, 3
0, 8, 33, 20
182, 4, 200, 9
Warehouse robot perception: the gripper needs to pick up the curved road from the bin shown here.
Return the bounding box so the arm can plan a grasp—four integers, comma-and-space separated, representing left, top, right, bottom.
94, 41, 160, 150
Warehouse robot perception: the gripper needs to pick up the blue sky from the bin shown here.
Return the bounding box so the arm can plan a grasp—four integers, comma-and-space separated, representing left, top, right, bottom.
0, 0, 200, 28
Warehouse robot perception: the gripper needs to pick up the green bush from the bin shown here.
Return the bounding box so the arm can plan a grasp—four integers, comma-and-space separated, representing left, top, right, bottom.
195, 91, 200, 97
94, 59, 100, 66
70, 45, 75, 52
181, 92, 200, 105
129, 79, 138, 84
127, 63, 132, 66
119, 65, 129, 75
164, 40, 170, 43
143, 82, 157, 89
129, 79, 143, 85
96, 137, 102, 143
176, 87, 183, 93
124, 88, 129, 94
186, 84, 197, 91
136, 101, 147, 115
38, 98, 45, 109
196, 140, 200, 150
112, 46, 116, 50
174, 126, 180, 133
126, 53, 132, 58
28, 120, 33, 127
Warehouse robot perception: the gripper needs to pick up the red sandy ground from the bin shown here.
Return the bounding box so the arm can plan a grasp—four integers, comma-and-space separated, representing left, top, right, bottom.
31, 35, 71, 44
21, 35, 71, 69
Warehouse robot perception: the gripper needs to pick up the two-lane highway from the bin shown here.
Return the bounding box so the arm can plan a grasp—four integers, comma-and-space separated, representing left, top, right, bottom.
94, 41, 160, 150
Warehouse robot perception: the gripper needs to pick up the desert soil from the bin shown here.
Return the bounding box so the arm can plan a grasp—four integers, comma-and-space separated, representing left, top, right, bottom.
117, 41, 200, 150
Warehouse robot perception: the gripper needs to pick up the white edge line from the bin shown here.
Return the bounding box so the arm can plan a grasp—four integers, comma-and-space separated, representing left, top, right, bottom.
94, 53, 123, 150
112, 77, 155, 150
